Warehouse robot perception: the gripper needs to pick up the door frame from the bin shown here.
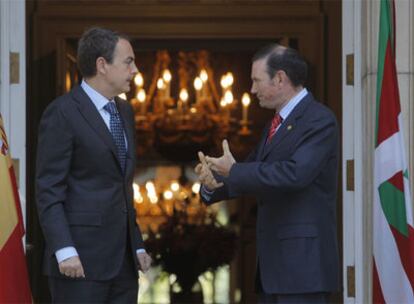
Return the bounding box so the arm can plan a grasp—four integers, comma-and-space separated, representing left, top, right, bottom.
342, 1, 370, 303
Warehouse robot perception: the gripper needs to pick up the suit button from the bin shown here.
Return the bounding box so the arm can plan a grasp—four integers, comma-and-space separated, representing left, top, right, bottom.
122, 207, 127, 213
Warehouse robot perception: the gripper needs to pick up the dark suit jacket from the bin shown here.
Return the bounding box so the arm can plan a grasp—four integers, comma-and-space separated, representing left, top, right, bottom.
203, 93, 340, 294
36, 85, 144, 281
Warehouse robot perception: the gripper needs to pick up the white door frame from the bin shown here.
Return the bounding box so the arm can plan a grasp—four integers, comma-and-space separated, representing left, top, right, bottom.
342, 1, 369, 303
0, 0, 27, 227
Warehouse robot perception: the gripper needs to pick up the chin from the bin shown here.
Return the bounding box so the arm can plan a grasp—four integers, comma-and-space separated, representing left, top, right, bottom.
259, 101, 270, 109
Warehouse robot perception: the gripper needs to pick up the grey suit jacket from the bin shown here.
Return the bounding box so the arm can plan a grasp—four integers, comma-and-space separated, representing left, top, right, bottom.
36, 85, 144, 280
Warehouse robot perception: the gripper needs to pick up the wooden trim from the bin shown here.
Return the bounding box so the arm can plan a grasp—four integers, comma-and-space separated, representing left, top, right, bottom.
34, 1, 322, 17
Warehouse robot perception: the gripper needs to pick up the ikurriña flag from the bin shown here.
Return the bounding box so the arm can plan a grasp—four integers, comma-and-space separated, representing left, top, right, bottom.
373, 0, 414, 303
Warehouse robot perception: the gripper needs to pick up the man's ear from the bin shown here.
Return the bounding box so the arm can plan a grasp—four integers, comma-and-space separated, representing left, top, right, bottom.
272, 70, 283, 86
96, 57, 107, 75
273, 70, 289, 87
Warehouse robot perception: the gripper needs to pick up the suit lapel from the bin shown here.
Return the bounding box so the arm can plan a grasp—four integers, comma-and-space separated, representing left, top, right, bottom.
71, 85, 121, 169
257, 121, 270, 160
262, 93, 313, 159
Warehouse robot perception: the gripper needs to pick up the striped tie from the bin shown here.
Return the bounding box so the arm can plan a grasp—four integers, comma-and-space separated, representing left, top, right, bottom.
104, 102, 127, 172
267, 113, 283, 143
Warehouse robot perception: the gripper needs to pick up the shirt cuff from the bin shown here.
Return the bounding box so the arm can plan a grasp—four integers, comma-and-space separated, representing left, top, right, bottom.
136, 249, 146, 254
201, 185, 214, 200
55, 247, 78, 263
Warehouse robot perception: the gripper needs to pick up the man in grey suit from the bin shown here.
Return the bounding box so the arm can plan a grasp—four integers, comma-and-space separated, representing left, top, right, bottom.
36, 27, 151, 303
196, 44, 340, 303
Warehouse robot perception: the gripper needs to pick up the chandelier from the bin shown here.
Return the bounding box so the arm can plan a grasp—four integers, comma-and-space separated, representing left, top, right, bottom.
121, 50, 253, 161
132, 165, 205, 232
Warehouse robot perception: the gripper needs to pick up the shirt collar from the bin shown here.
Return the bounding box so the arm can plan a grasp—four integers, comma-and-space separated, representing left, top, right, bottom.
81, 80, 114, 111
278, 88, 308, 120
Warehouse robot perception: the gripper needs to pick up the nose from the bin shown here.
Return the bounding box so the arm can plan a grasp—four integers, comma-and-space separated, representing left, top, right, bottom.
131, 62, 138, 74
250, 83, 257, 95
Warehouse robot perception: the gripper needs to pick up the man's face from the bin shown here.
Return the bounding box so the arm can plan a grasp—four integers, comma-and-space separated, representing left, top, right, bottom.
104, 38, 137, 96
250, 59, 283, 110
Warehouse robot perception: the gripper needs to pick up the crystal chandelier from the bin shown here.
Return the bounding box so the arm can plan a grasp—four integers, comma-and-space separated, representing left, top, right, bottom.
120, 50, 253, 161
132, 165, 204, 232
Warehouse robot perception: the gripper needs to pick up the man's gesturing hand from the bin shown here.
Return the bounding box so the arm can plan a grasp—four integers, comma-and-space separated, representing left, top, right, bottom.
195, 151, 224, 191
205, 140, 236, 177
59, 256, 85, 278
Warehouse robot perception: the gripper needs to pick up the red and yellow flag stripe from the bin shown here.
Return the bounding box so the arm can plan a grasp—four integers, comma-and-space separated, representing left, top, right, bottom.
0, 114, 32, 303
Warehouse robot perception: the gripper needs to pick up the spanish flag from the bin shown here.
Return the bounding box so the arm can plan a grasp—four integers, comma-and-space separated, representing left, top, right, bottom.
0, 114, 32, 303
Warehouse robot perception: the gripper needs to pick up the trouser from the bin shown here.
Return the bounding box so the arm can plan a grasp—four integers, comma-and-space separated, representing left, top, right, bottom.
49, 247, 138, 304
258, 292, 329, 304
256, 262, 330, 304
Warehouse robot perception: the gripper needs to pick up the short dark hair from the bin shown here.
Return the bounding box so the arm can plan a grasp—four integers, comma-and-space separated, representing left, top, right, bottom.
77, 27, 129, 78
252, 43, 308, 87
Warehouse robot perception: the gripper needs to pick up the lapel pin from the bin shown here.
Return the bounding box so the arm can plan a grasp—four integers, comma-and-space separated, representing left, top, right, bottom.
287, 125, 293, 131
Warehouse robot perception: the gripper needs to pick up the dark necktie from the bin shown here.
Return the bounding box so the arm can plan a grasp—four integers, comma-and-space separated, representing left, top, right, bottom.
267, 113, 283, 143
104, 102, 127, 172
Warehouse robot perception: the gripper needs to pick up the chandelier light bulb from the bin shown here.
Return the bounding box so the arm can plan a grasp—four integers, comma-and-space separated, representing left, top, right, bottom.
192, 182, 201, 194
170, 181, 180, 192
200, 69, 208, 82
179, 88, 189, 102
133, 183, 139, 192
194, 77, 203, 91
220, 98, 227, 108
145, 181, 156, 197
163, 69, 172, 83
137, 89, 146, 103
163, 190, 173, 200
149, 196, 158, 204
242, 93, 251, 106
134, 73, 144, 87
133, 183, 144, 203
145, 181, 155, 190
224, 90, 234, 104
227, 73, 234, 86
157, 78, 165, 90
220, 75, 228, 89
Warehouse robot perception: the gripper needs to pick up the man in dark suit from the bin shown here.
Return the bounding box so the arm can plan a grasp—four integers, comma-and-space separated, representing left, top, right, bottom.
36, 27, 151, 303
196, 44, 340, 303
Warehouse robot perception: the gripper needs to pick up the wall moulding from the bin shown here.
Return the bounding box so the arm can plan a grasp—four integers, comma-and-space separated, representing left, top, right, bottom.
34, 0, 322, 18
